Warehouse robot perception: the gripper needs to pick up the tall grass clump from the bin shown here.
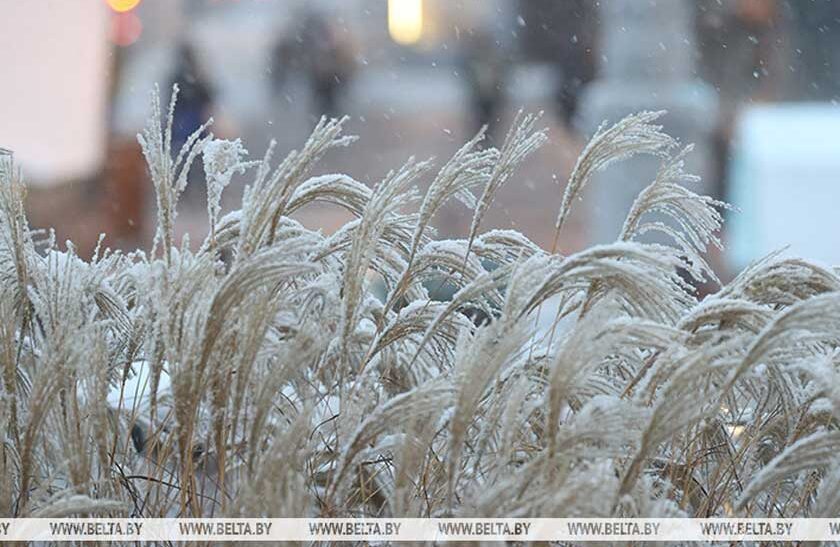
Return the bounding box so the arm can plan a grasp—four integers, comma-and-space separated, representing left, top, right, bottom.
3, 87, 840, 534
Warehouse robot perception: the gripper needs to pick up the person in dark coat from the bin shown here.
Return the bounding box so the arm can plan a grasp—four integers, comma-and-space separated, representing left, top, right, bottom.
167, 42, 215, 199
460, 29, 509, 141
516, 0, 597, 128
552, 0, 597, 127
271, 10, 356, 119
168, 42, 214, 151
696, 0, 784, 200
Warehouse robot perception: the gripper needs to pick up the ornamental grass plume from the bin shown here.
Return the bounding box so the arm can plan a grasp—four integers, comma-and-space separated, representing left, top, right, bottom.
3, 87, 840, 540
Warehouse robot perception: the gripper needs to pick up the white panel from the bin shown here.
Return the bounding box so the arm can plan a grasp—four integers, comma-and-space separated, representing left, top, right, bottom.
0, 0, 110, 185
728, 104, 840, 269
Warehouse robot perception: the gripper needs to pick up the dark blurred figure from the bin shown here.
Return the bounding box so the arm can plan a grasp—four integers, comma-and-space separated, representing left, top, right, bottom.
168, 42, 215, 152
460, 30, 509, 141
271, 10, 356, 119
787, 0, 840, 102
696, 0, 785, 199
167, 42, 215, 201
517, 0, 597, 129
553, 1, 597, 127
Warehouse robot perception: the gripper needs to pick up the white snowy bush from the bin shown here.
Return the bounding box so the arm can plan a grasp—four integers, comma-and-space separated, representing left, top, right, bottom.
2, 86, 840, 532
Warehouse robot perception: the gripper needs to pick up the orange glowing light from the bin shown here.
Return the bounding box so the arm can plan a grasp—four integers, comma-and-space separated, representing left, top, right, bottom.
106, 0, 141, 13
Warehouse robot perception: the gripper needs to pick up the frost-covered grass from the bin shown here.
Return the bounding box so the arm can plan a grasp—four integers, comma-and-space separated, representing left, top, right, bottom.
3, 86, 840, 530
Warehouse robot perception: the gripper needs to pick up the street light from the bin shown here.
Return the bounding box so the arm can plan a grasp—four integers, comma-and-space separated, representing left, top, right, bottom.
105, 0, 142, 13
388, 0, 423, 45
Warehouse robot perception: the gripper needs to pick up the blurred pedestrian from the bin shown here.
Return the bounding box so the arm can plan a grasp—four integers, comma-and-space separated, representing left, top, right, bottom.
167, 42, 215, 201
271, 10, 356, 119
460, 29, 509, 141
516, 0, 597, 130
696, 0, 784, 199
168, 42, 215, 152
552, 0, 597, 129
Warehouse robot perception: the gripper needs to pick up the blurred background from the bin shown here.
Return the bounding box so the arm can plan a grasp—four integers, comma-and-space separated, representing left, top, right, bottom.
2, 0, 839, 281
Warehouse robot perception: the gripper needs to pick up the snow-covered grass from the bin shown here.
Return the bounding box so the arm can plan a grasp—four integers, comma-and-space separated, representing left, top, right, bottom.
2, 86, 840, 529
